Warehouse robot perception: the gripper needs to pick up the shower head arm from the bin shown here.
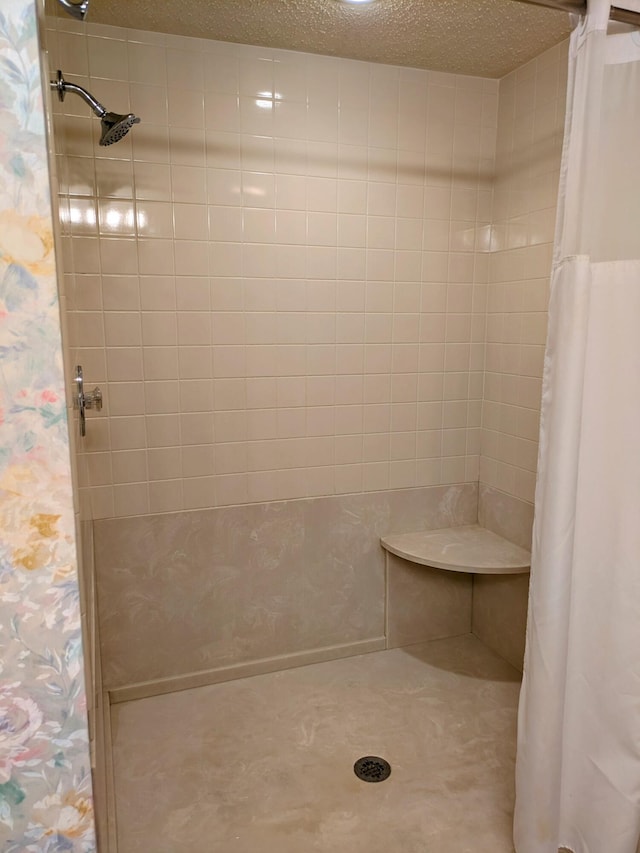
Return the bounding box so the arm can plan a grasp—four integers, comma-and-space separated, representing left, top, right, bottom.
56, 0, 89, 21
50, 70, 106, 119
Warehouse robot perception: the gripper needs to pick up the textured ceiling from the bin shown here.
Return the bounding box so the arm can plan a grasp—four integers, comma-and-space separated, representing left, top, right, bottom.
49, 0, 572, 78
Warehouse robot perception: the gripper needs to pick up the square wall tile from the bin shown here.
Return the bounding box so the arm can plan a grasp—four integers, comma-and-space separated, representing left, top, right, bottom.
51, 18, 559, 521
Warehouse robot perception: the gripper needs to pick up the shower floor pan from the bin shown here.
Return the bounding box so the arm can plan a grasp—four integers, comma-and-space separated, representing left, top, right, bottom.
110, 634, 519, 853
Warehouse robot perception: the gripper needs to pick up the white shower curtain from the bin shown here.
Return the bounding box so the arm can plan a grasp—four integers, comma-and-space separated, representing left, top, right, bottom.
514, 2, 640, 852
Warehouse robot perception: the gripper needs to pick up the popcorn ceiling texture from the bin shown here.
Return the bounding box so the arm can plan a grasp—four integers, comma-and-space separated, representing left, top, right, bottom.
46, 0, 571, 78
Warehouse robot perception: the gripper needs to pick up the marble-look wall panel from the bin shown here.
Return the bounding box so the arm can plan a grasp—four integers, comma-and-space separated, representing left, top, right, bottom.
0, 2, 95, 848
96, 501, 308, 688
478, 481, 534, 550
471, 573, 530, 671
94, 483, 477, 690
386, 554, 472, 648
473, 483, 534, 669
79, 519, 110, 847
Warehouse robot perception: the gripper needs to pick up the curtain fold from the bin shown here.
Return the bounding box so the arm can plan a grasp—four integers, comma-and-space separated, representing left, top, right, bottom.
513, 2, 640, 851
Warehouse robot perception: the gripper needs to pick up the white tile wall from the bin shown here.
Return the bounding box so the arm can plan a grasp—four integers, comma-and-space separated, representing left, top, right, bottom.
480, 42, 567, 503
46, 18, 562, 519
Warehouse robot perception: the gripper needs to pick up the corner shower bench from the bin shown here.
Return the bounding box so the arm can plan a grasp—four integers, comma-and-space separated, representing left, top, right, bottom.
380, 524, 531, 575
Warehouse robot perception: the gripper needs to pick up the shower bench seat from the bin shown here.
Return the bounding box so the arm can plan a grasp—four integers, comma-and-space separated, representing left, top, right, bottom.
380, 524, 530, 575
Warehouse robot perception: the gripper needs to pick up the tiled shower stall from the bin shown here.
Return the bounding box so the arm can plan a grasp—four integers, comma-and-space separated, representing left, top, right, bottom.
42, 8, 567, 844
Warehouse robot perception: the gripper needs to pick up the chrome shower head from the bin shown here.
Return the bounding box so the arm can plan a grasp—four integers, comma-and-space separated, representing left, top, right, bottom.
100, 112, 141, 146
50, 71, 141, 147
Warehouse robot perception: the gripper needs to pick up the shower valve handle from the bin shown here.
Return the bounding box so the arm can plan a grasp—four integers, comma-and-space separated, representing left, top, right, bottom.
74, 365, 102, 438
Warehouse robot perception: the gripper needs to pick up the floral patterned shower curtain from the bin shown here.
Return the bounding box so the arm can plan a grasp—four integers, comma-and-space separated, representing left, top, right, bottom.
0, 2, 96, 849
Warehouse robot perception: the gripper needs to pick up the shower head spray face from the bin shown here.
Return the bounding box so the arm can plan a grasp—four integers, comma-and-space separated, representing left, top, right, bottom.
99, 112, 141, 146
50, 71, 141, 147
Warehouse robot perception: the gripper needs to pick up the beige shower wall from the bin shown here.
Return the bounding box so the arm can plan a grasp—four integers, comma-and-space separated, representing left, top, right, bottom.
45, 17, 497, 520
470, 41, 568, 670
480, 41, 568, 504
95, 483, 478, 693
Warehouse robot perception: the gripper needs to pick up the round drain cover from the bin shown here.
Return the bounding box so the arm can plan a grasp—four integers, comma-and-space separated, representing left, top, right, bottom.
354, 755, 391, 783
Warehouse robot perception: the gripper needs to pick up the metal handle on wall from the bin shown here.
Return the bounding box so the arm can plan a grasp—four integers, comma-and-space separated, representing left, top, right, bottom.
74, 365, 102, 438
